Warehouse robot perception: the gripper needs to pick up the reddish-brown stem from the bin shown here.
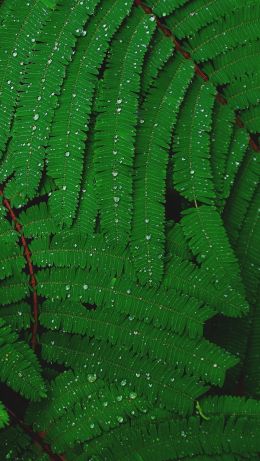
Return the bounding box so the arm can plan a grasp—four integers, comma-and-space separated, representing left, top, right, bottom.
7, 407, 66, 461
135, 0, 260, 152
0, 189, 38, 350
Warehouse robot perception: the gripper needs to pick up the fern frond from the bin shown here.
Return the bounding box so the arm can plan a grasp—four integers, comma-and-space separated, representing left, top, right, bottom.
165, 0, 257, 39
37, 266, 212, 339
209, 102, 235, 206
47, 0, 134, 227
221, 131, 249, 206
241, 105, 260, 133
0, 242, 25, 280
146, 0, 190, 17
200, 395, 260, 418
0, 401, 9, 429
0, 0, 51, 161
131, 55, 194, 285
187, 3, 260, 62
224, 72, 260, 110
205, 41, 260, 85
19, 202, 57, 237
29, 372, 151, 452
180, 205, 246, 301
31, 232, 134, 278
93, 7, 156, 246
86, 414, 260, 460
141, 31, 173, 95
223, 149, 259, 246
165, 222, 193, 261
72, 114, 98, 234
3, 0, 99, 207
172, 78, 216, 205
41, 331, 208, 414
0, 318, 46, 400
0, 273, 28, 306
163, 254, 248, 317
38, 281, 237, 386
0, 303, 31, 330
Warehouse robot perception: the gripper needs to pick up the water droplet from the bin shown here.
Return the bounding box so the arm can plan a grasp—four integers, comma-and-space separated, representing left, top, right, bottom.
146, 235, 151, 240
88, 374, 97, 383
129, 392, 137, 399
112, 171, 118, 177
65, 285, 70, 290
12, 51, 17, 57
33, 114, 39, 121
83, 284, 88, 290
117, 416, 123, 423
65, 152, 70, 157
114, 196, 120, 203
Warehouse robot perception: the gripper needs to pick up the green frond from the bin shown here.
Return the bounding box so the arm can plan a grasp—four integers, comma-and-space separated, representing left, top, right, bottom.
237, 186, 260, 302
0, 0, 16, 26
41, 331, 208, 414
165, 0, 256, 39
93, 8, 156, 246
131, 55, 194, 285
141, 31, 174, 95
240, 105, 260, 133
146, 0, 189, 17
0, 302, 31, 330
165, 222, 193, 261
187, 3, 260, 63
31, 232, 135, 278
29, 372, 151, 452
0, 206, 19, 245
200, 395, 260, 418
0, 401, 9, 429
0, 273, 28, 306
163, 253, 248, 317
37, 266, 211, 339
72, 115, 98, 234
38, 284, 237, 386
0, 0, 51, 161
86, 414, 260, 460
3, 0, 100, 207
0, 426, 33, 460
0, 318, 46, 400
223, 149, 259, 247
221, 128, 249, 207
205, 42, 260, 85
224, 73, 260, 110
209, 102, 235, 206
47, 0, 133, 227
0, 242, 25, 280
18, 202, 57, 237
172, 78, 216, 205
181, 206, 246, 295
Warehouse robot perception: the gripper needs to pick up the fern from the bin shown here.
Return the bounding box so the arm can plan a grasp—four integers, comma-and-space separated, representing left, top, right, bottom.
0, 0, 259, 459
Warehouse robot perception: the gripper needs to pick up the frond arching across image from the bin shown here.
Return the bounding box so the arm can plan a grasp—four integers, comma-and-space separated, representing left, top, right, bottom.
0, 0, 259, 460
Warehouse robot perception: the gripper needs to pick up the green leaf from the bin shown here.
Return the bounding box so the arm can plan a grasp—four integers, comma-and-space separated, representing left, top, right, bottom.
131, 55, 194, 285
173, 78, 216, 205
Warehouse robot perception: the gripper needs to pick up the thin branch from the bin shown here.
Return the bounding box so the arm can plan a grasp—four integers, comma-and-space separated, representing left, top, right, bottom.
135, 0, 260, 153
0, 189, 38, 350
6, 407, 66, 461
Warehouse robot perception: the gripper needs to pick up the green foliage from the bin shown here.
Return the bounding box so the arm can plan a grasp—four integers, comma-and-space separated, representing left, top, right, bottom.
0, 0, 259, 459
0, 318, 46, 400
